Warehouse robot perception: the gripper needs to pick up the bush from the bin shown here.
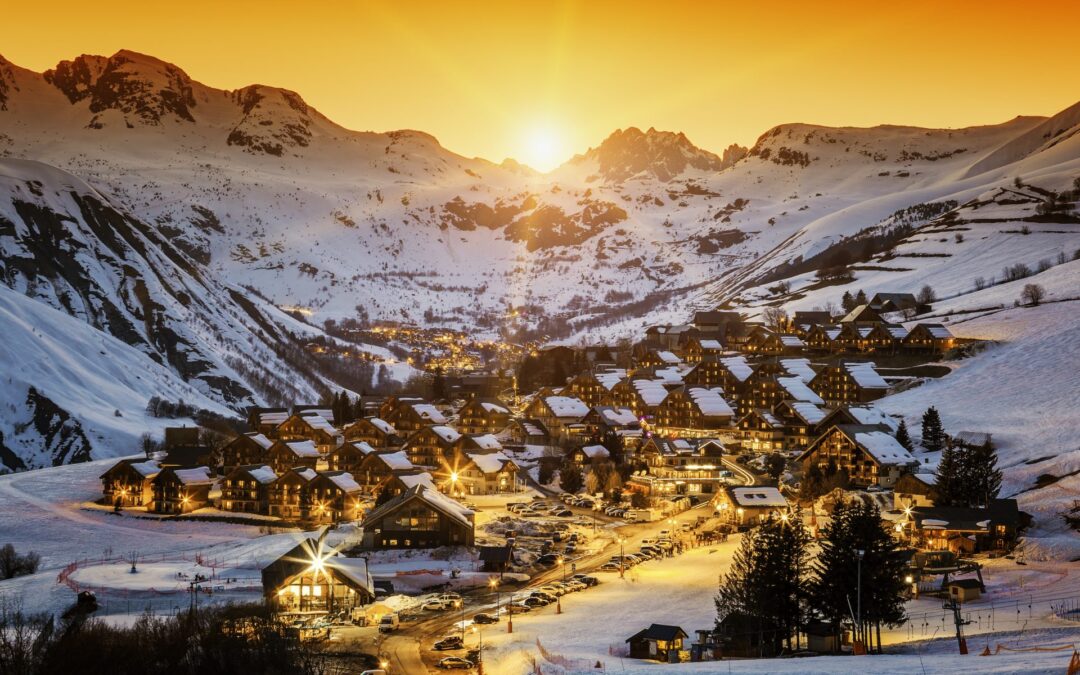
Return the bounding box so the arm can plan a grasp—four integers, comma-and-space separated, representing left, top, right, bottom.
916, 284, 936, 305
1021, 284, 1046, 307
0, 544, 41, 579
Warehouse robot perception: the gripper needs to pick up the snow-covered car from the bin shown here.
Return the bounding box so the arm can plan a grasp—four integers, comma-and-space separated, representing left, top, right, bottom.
436, 656, 473, 669
422, 600, 452, 611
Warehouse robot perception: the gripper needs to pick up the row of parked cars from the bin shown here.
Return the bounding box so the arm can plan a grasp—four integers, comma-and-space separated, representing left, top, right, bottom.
597, 536, 677, 571
507, 500, 572, 518
559, 493, 639, 520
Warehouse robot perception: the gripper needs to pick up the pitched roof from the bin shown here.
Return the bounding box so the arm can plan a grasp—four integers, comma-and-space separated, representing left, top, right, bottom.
719, 356, 753, 382
850, 428, 916, 466
396, 471, 436, 490
777, 376, 825, 405
632, 380, 669, 407
687, 387, 734, 417
411, 403, 448, 424
281, 440, 320, 458
728, 486, 787, 508
362, 485, 474, 529
843, 362, 889, 389
544, 396, 590, 419
171, 467, 214, 485
239, 464, 278, 484
465, 451, 515, 473
594, 406, 639, 427
780, 358, 817, 383
245, 432, 274, 450
376, 451, 414, 471
430, 425, 462, 444
322, 471, 362, 493
844, 406, 899, 432
578, 445, 610, 460
627, 623, 688, 642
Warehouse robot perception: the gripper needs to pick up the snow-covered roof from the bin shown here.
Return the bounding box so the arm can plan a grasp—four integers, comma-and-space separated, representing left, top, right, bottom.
324, 471, 361, 492
480, 401, 510, 414
466, 451, 514, 473
412, 404, 448, 424
844, 362, 889, 389
854, 431, 916, 466
173, 467, 213, 485
545, 396, 589, 419
699, 339, 723, 350
469, 434, 503, 450
786, 401, 827, 425
826, 328, 841, 339
919, 323, 954, 339
430, 425, 462, 443
846, 406, 899, 431
346, 441, 377, 455
672, 439, 693, 451
301, 414, 338, 435
378, 451, 414, 471
720, 356, 753, 382
283, 440, 320, 457
397, 472, 435, 490
246, 432, 273, 450
596, 371, 625, 390
687, 387, 734, 417
259, 411, 289, 426
369, 417, 395, 434
780, 358, 816, 383
633, 380, 669, 407
598, 406, 638, 426
293, 467, 318, 481
730, 487, 787, 508
858, 327, 874, 338
519, 420, 545, 436
246, 465, 278, 484
780, 335, 805, 347
129, 460, 160, 478
656, 350, 681, 364
579, 445, 610, 459
885, 325, 909, 339
753, 410, 783, 427
777, 377, 825, 405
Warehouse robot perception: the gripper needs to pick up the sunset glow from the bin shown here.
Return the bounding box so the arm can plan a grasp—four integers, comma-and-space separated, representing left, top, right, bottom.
3, 1, 1079, 166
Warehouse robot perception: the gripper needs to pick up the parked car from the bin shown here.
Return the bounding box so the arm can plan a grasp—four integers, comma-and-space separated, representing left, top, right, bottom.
523, 596, 549, 608
436, 656, 473, 669
552, 509, 572, 517
536, 553, 560, 566
508, 601, 532, 613
530, 591, 558, 603
599, 562, 621, 571
378, 613, 400, 633
422, 600, 451, 611
472, 612, 499, 624
438, 593, 463, 607
571, 574, 598, 587
434, 636, 464, 651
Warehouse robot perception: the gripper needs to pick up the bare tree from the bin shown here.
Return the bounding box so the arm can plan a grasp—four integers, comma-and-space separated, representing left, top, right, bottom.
762, 307, 789, 332
1020, 284, 1046, 307
916, 284, 937, 305
126, 550, 139, 574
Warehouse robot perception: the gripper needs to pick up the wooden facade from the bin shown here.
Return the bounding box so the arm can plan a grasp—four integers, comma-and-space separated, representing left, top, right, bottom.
100, 459, 159, 507
360, 485, 475, 550
221, 432, 273, 474
221, 464, 276, 514
343, 417, 398, 448
151, 467, 213, 514
456, 398, 512, 434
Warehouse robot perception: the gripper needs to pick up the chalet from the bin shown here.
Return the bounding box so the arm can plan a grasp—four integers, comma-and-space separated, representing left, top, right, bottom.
221, 464, 277, 514
386, 401, 449, 432
907, 499, 1021, 554
681, 337, 725, 364
307, 471, 363, 524
559, 373, 613, 408
292, 405, 336, 424
101, 459, 160, 507
356, 450, 415, 493
522, 395, 590, 442
384, 470, 436, 497
947, 579, 983, 603
809, 362, 890, 405
644, 324, 695, 350
456, 372, 512, 398
268, 467, 318, 520
713, 486, 789, 526
738, 368, 824, 416
164, 426, 200, 449
343, 417, 399, 448
870, 292, 918, 313
632, 439, 727, 496
798, 424, 917, 487
893, 473, 939, 510
654, 387, 734, 432
479, 544, 514, 574
456, 398, 512, 434
160, 445, 216, 469
742, 328, 803, 356
804, 325, 841, 352
864, 323, 907, 353
247, 407, 289, 436
610, 378, 669, 418
262, 535, 374, 615
582, 406, 641, 438
903, 323, 955, 353
793, 310, 833, 326
773, 400, 828, 450
637, 349, 682, 370
816, 405, 899, 434
403, 425, 461, 468
683, 355, 752, 396
378, 395, 422, 421
359, 484, 475, 549
626, 624, 688, 662
151, 466, 213, 514
834, 322, 872, 352
445, 450, 522, 496
839, 304, 884, 325
267, 439, 321, 475
326, 440, 377, 474
692, 310, 745, 341
738, 409, 786, 452
567, 444, 610, 465
779, 357, 818, 383
276, 413, 340, 453
506, 419, 551, 446
221, 432, 274, 474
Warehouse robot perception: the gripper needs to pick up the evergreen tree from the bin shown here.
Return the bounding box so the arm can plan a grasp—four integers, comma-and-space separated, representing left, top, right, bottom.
351, 394, 365, 421
559, 460, 583, 494
537, 460, 555, 486
968, 439, 1002, 507
600, 430, 625, 466
854, 289, 868, 306
431, 367, 447, 401
841, 291, 856, 312
934, 443, 960, 506
374, 486, 394, 506
765, 453, 787, 482
894, 419, 913, 452
920, 406, 945, 452
799, 462, 824, 501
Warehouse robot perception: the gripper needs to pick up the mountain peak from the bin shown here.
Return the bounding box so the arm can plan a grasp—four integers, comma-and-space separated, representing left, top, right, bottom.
571, 126, 742, 182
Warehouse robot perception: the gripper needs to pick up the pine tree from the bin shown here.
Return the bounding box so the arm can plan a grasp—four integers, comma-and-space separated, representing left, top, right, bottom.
894, 419, 913, 452
854, 289, 868, 306
799, 462, 824, 501
934, 443, 958, 506
920, 407, 945, 452
559, 460, 583, 494
841, 291, 856, 312
969, 440, 1002, 507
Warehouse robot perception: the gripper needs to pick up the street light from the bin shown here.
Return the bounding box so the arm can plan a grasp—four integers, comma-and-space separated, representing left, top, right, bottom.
489, 577, 500, 618
856, 548, 865, 652
618, 537, 625, 578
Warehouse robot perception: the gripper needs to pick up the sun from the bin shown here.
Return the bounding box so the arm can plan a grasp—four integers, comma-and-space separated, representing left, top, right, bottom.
520, 126, 566, 173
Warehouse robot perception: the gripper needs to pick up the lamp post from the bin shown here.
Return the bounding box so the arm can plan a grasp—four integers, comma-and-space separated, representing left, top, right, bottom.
618, 537, 625, 578
556, 556, 564, 614
507, 593, 513, 634
856, 548, 865, 651
489, 577, 499, 618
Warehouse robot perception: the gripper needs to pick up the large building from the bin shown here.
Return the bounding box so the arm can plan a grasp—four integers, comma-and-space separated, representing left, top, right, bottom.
359, 485, 475, 549
262, 535, 374, 615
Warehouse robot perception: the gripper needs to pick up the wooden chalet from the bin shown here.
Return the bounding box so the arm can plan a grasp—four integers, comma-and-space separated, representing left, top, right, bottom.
742, 328, 805, 355
456, 398, 512, 434
567, 444, 610, 465
870, 292, 918, 313
609, 378, 668, 418
268, 467, 318, 520
636, 349, 682, 370
804, 324, 841, 353
793, 310, 833, 326
402, 425, 461, 468
713, 486, 789, 526
834, 322, 872, 352
262, 535, 374, 615
692, 310, 745, 342
581, 405, 641, 438
151, 466, 213, 514
276, 413, 340, 453
738, 365, 824, 416
385, 401, 449, 433
864, 323, 907, 353
267, 439, 321, 475
559, 373, 613, 408
343, 417, 399, 448
797, 424, 916, 487
903, 323, 955, 353
221, 432, 274, 474
809, 362, 890, 405
682, 355, 752, 396
632, 438, 727, 496
681, 337, 725, 365
522, 395, 590, 443
893, 472, 939, 510
382, 470, 436, 498
506, 418, 551, 446
626, 624, 688, 662
100, 459, 160, 507
815, 405, 899, 434
654, 387, 735, 432
444, 449, 522, 496
907, 499, 1021, 554
327, 440, 377, 475
307, 471, 363, 524
221, 464, 277, 514
356, 450, 415, 493
359, 485, 475, 549
772, 400, 828, 450
839, 304, 884, 325
247, 407, 289, 437
378, 395, 422, 420
163, 426, 200, 449
160, 445, 216, 469
737, 409, 786, 452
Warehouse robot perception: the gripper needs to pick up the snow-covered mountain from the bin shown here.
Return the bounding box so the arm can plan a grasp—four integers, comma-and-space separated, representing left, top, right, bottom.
0, 48, 1078, 476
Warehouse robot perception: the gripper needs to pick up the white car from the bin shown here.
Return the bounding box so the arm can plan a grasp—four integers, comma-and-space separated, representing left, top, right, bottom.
422, 599, 452, 611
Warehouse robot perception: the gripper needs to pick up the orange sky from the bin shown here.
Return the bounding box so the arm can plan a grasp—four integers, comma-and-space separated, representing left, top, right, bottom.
3, 0, 1079, 170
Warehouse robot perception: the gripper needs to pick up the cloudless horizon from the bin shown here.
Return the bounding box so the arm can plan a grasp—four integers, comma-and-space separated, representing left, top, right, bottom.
4, 0, 1079, 171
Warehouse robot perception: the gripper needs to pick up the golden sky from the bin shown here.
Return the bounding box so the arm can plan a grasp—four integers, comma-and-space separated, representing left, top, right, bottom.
4, 0, 1079, 171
